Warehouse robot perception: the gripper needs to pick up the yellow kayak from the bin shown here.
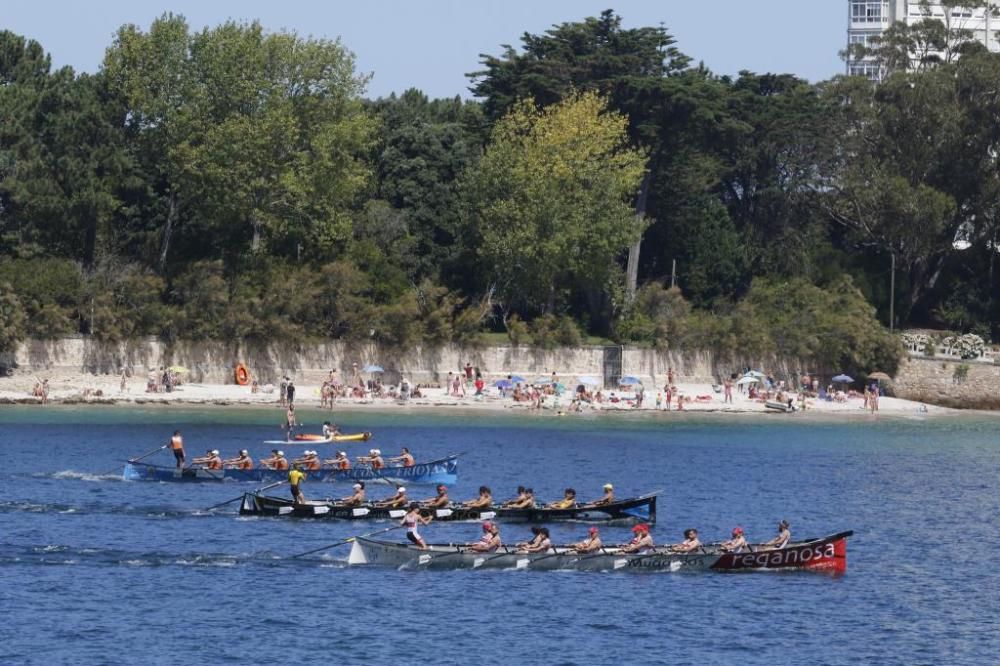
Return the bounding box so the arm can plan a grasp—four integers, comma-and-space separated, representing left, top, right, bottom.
332, 432, 373, 442
262, 432, 373, 445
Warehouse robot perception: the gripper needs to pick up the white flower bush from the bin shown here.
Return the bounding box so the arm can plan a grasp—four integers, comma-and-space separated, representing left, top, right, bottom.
941, 334, 985, 359
901, 332, 930, 353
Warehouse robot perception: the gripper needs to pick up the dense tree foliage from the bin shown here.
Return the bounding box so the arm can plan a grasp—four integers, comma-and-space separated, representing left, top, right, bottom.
3, 9, 1000, 373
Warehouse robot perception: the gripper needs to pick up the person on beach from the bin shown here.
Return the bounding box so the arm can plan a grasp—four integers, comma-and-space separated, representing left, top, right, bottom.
762, 521, 791, 549
375, 486, 408, 509
669, 529, 701, 553
402, 502, 433, 549
168, 430, 185, 469
470, 522, 501, 552
341, 482, 365, 506
288, 467, 305, 503
286, 380, 296, 406
279, 376, 288, 406
720, 527, 748, 553
585, 484, 615, 507
421, 484, 450, 509
620, 524, 654, 554
284, 404, 297, 441
724, 379, 733, 404
463, 486, 493, 508
388, 447, 415, 467
573, 527, 602, 554
663, 385, 672, 411
224, 449, 254, 470
545, 488, 577, 509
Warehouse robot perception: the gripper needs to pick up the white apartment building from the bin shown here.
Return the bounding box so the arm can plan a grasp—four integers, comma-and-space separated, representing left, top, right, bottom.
847, 1, 1000, 79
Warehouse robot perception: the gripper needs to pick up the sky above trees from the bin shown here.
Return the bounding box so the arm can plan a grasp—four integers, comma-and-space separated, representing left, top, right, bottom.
4, 0, 846, 98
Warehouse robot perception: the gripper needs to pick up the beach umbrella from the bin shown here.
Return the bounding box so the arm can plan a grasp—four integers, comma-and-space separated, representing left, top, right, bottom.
832, 374, 854, 384
169, 366, 189, 374
868, 371, 891, 381
509, 375, 526, 384
577, 376, 601, 386
747, 370, 765, 378
619, 376, 643, 386
495, 379, 513, 389
363, 364, 384, 373
736, 376, 760, 386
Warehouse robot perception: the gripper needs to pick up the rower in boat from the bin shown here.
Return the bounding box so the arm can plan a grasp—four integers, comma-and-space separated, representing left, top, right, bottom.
324, 451, 351, 470
505, 488, 535, 509
375, 486, 407, 509
469, 521, 501, 552
545, 487, 577, 509
462, 486, 493, 509
288, 467, 306, 503
402, 502, 433, 549
762, 520, 791, 549
322, 421, 341, 438
292, 450, 322, 471
517, 527, 552, 553
584, 483, 615, 507
168, 430, 185, 469
357, 449, 385, 469
192, 449, 223, 470
720, 527, 748, 553
500, 486, 527, 508
260, 449, 288, 470
341, 482, 365, 506
572, 527, 602, 554
388, 447, 415, 467
620, 523, 654, 554
223, 449, 254, 470
669, 528, 701, 553
515, 526, 543, 550
420, 484, 450, 509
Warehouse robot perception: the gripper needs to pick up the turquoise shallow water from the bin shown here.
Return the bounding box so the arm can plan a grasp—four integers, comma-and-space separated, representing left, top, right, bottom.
0, 407, 998, 665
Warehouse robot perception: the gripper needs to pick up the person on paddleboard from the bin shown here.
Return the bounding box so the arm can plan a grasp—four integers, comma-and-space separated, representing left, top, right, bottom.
168, 430, 185, 468
469, 522, 501, 552
284, 404, 297, 441
762, 520, 791, 549
341, 482, 365, 506
669, 529, 701, 553
421, 484, 450, 509
402, 502, 433, 549
720, 527, 748, 553
572, 527, 602, 554
288, 467, 306, 503
620, 524, 654, 554
223, 449, 254, 470
462, 486, 493, 509
375, 486, 408, 509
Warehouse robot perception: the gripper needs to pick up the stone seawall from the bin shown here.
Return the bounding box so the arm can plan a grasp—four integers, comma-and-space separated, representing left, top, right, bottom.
1, 337, 814, 390
891, 356, 1000, 410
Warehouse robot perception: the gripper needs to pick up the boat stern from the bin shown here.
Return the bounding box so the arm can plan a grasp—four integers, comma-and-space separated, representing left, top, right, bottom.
347, 539, 369, 565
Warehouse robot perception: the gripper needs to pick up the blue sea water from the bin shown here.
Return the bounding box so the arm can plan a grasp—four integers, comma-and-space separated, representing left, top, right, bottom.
0, 406, 998, 665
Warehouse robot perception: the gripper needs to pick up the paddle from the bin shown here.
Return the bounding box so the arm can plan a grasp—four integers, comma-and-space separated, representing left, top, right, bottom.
203, 481, 286, 512
100, 444, 166, 475
288, 524, 406, 559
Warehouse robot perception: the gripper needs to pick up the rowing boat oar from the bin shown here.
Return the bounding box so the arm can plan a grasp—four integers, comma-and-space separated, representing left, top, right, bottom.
99, 444, 166, 476
203, 481, 286, 512
288, 524, 405, 559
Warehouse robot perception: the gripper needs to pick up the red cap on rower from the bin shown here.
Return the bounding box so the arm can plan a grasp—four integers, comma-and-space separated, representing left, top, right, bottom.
589, 527, 599, 534
732, 526, 744, 536
482, 521, 494, 531
632, 523, 649, 533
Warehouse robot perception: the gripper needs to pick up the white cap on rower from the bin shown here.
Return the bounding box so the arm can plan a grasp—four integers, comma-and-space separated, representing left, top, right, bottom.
240, 449, 247, 455
603, 483, 613, 490
373, 449, 381, 455
397, 487, 406, 493
277, 451, 284, 456
352, 483, 361, 489
211, 449, 219, 455
338, 451, 346, 456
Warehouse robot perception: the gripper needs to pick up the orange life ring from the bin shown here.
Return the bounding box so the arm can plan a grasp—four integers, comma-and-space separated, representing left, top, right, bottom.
235, 363, 250, 385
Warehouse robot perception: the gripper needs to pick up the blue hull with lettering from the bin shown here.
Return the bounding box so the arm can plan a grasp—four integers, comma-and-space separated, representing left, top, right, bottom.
122, 455, 460, 485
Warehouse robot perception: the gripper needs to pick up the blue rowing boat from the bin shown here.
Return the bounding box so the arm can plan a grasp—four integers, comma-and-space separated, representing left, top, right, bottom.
122, 454, 460, 485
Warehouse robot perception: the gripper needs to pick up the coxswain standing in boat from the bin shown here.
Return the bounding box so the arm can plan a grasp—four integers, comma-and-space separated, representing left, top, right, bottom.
260, 449, 288, 470
288, 467, 306, 503
223, 449, 254, 470
421, 484, 450, 509
324, 451, 351, 470
192, 449, 223, 470
669, 529, 701, 553
545, 488, 577, 509
720, 527, 748, 553
572, 527, 602, 554
462, 486, 493, 509
402, 502, 433, 549
585, 484, 615, 507
375, 486, 408, 509
168, 430, 185, 469
388, 447, 415, 467
517, 527, 552, 553
469, 522, 501, 552
762, 520, 791, 549
341, 482, 365, 506
620, 524, 654, 554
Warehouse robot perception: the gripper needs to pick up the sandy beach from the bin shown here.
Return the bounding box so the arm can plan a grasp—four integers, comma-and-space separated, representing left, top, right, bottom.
0, 372, 947, 420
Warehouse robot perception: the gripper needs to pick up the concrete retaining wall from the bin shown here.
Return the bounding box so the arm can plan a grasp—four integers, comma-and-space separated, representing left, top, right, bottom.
891, 356, 1000, 409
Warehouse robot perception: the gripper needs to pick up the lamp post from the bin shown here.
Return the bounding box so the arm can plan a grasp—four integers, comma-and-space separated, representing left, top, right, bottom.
889, 250, 895, 332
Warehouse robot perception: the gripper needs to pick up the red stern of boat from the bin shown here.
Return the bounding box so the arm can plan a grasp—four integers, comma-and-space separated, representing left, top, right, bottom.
710, 531, 852, 574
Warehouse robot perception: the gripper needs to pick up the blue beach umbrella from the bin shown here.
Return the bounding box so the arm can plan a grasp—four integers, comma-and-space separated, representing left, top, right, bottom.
619, 376, 643, 386
509, 375, 526, 384
832, 374, 854, 384
577, 376, 601, 386
495, 379, 513, 389
363, 364, 384, 373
